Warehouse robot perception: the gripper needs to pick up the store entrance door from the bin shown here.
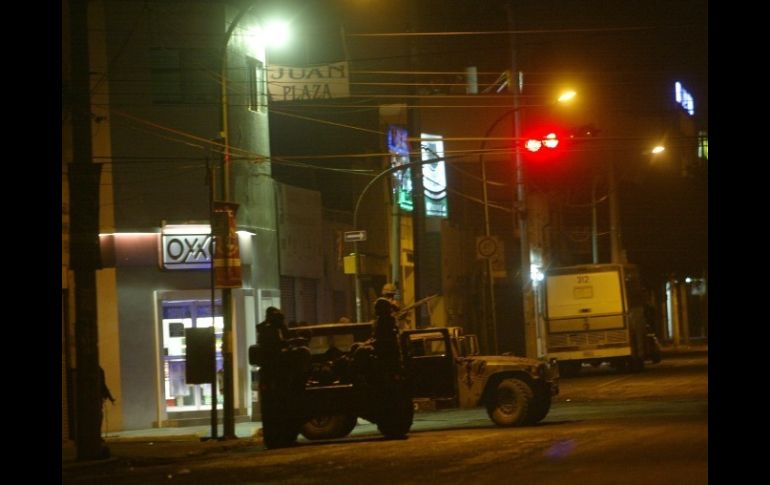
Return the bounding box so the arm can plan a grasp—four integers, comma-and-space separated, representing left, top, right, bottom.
161, 299, 223, 412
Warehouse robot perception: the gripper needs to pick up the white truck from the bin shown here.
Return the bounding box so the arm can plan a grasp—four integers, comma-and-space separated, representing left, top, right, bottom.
543, 263, 661, 376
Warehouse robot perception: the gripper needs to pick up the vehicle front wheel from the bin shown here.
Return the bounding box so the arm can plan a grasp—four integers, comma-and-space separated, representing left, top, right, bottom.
486, 378, 533, 427
524, 388, 552, 425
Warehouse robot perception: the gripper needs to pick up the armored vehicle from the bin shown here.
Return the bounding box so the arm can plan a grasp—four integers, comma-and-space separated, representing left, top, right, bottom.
250, 323, 559, 446
250, 322, 413, 448
403, 326, 559, 427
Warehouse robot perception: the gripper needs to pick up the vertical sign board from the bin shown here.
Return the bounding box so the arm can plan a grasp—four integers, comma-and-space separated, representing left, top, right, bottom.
185, 327, 215, 384
387, 124, 412, 211
213, 201, 241, 288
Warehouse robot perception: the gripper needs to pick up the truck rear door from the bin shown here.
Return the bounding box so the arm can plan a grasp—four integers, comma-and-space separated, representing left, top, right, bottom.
546, 269, 626, 333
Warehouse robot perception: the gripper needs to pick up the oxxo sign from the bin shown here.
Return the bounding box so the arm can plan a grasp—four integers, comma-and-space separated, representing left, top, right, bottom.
161, 225, 212, 270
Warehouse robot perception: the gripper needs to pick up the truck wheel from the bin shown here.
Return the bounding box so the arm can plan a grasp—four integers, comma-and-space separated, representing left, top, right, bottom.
486, 378, 533, 427
524, 389, 552, 425
301, 413, 357, 440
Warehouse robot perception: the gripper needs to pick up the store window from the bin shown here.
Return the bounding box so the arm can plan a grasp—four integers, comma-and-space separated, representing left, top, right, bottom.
162, 299, 223, 411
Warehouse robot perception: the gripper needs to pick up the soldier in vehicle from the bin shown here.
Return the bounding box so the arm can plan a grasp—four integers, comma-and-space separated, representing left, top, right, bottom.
382, 283, 413, 330
381, 283, 401, 313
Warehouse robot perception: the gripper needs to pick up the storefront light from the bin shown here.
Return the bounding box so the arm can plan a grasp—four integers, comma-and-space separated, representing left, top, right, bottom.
162, 224, 211, 235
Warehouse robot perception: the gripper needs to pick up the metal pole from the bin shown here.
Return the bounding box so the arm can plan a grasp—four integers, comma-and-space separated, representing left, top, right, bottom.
591, 171, 599, 264
608, 158, 622, 263
219, 5, 253, 440
208, 156, 218, 439
354, 240, 363, 322
390, 197, 401, 297
480, 154, 499, 355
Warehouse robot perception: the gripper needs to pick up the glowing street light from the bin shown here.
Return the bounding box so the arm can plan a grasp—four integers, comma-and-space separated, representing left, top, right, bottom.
557, 90, 577, 103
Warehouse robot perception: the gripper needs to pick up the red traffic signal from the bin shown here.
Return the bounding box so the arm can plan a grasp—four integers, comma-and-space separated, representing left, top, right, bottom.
525, 132, 559, 152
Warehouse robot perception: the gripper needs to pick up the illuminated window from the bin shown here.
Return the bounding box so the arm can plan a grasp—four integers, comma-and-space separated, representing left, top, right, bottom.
698, 130, 708, 160
247, 57, 267, 113
674, 81, 695, 116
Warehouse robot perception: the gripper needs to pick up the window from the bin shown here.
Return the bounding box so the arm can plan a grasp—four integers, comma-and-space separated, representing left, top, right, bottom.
161, 299, 223, 411
150, 48, 217, 105
247, 56, 267, 112
698, 131, 708, 160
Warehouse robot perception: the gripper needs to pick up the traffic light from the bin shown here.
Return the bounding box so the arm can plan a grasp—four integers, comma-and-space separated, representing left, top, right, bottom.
525, 132, 560, 153
522, 127, 568, 161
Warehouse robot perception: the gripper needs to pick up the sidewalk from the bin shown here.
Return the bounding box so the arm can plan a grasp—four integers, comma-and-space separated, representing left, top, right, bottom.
62, 421, 264, 469
659, 338, 708, 357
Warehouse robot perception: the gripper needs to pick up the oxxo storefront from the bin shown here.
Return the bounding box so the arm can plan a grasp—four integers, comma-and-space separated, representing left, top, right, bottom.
103, 223, 278, 430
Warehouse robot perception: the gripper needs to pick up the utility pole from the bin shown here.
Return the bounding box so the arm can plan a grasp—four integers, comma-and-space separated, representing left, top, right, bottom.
506, 3, 537, 358
69, 0, 106, 460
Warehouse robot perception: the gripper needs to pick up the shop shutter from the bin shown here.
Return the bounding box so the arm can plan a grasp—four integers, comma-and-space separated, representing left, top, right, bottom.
299, 278, 318, 323
280, 276, 296, 323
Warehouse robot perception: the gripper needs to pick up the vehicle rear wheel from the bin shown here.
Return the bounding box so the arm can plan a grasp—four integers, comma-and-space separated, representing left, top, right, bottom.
486, 378, 533, 427
301, 413, 358, 440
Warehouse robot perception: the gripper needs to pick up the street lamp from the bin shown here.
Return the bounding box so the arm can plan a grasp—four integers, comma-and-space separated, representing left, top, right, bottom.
352, 157, 448, 323
217, 7, 289, 440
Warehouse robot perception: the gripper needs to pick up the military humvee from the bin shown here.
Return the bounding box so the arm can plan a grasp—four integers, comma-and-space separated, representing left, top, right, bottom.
403, 326, 559, 427
250, 323, 559, 446
250, 322, 413, 448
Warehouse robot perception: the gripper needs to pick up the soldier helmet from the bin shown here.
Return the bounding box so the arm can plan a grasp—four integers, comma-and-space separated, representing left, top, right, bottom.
382, 283, 397, 296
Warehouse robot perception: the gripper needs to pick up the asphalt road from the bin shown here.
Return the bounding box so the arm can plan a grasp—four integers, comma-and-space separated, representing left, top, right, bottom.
64, 350, 708, 484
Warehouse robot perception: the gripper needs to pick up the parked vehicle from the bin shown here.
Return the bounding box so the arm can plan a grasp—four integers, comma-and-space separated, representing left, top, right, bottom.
542, 263, 662, 376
